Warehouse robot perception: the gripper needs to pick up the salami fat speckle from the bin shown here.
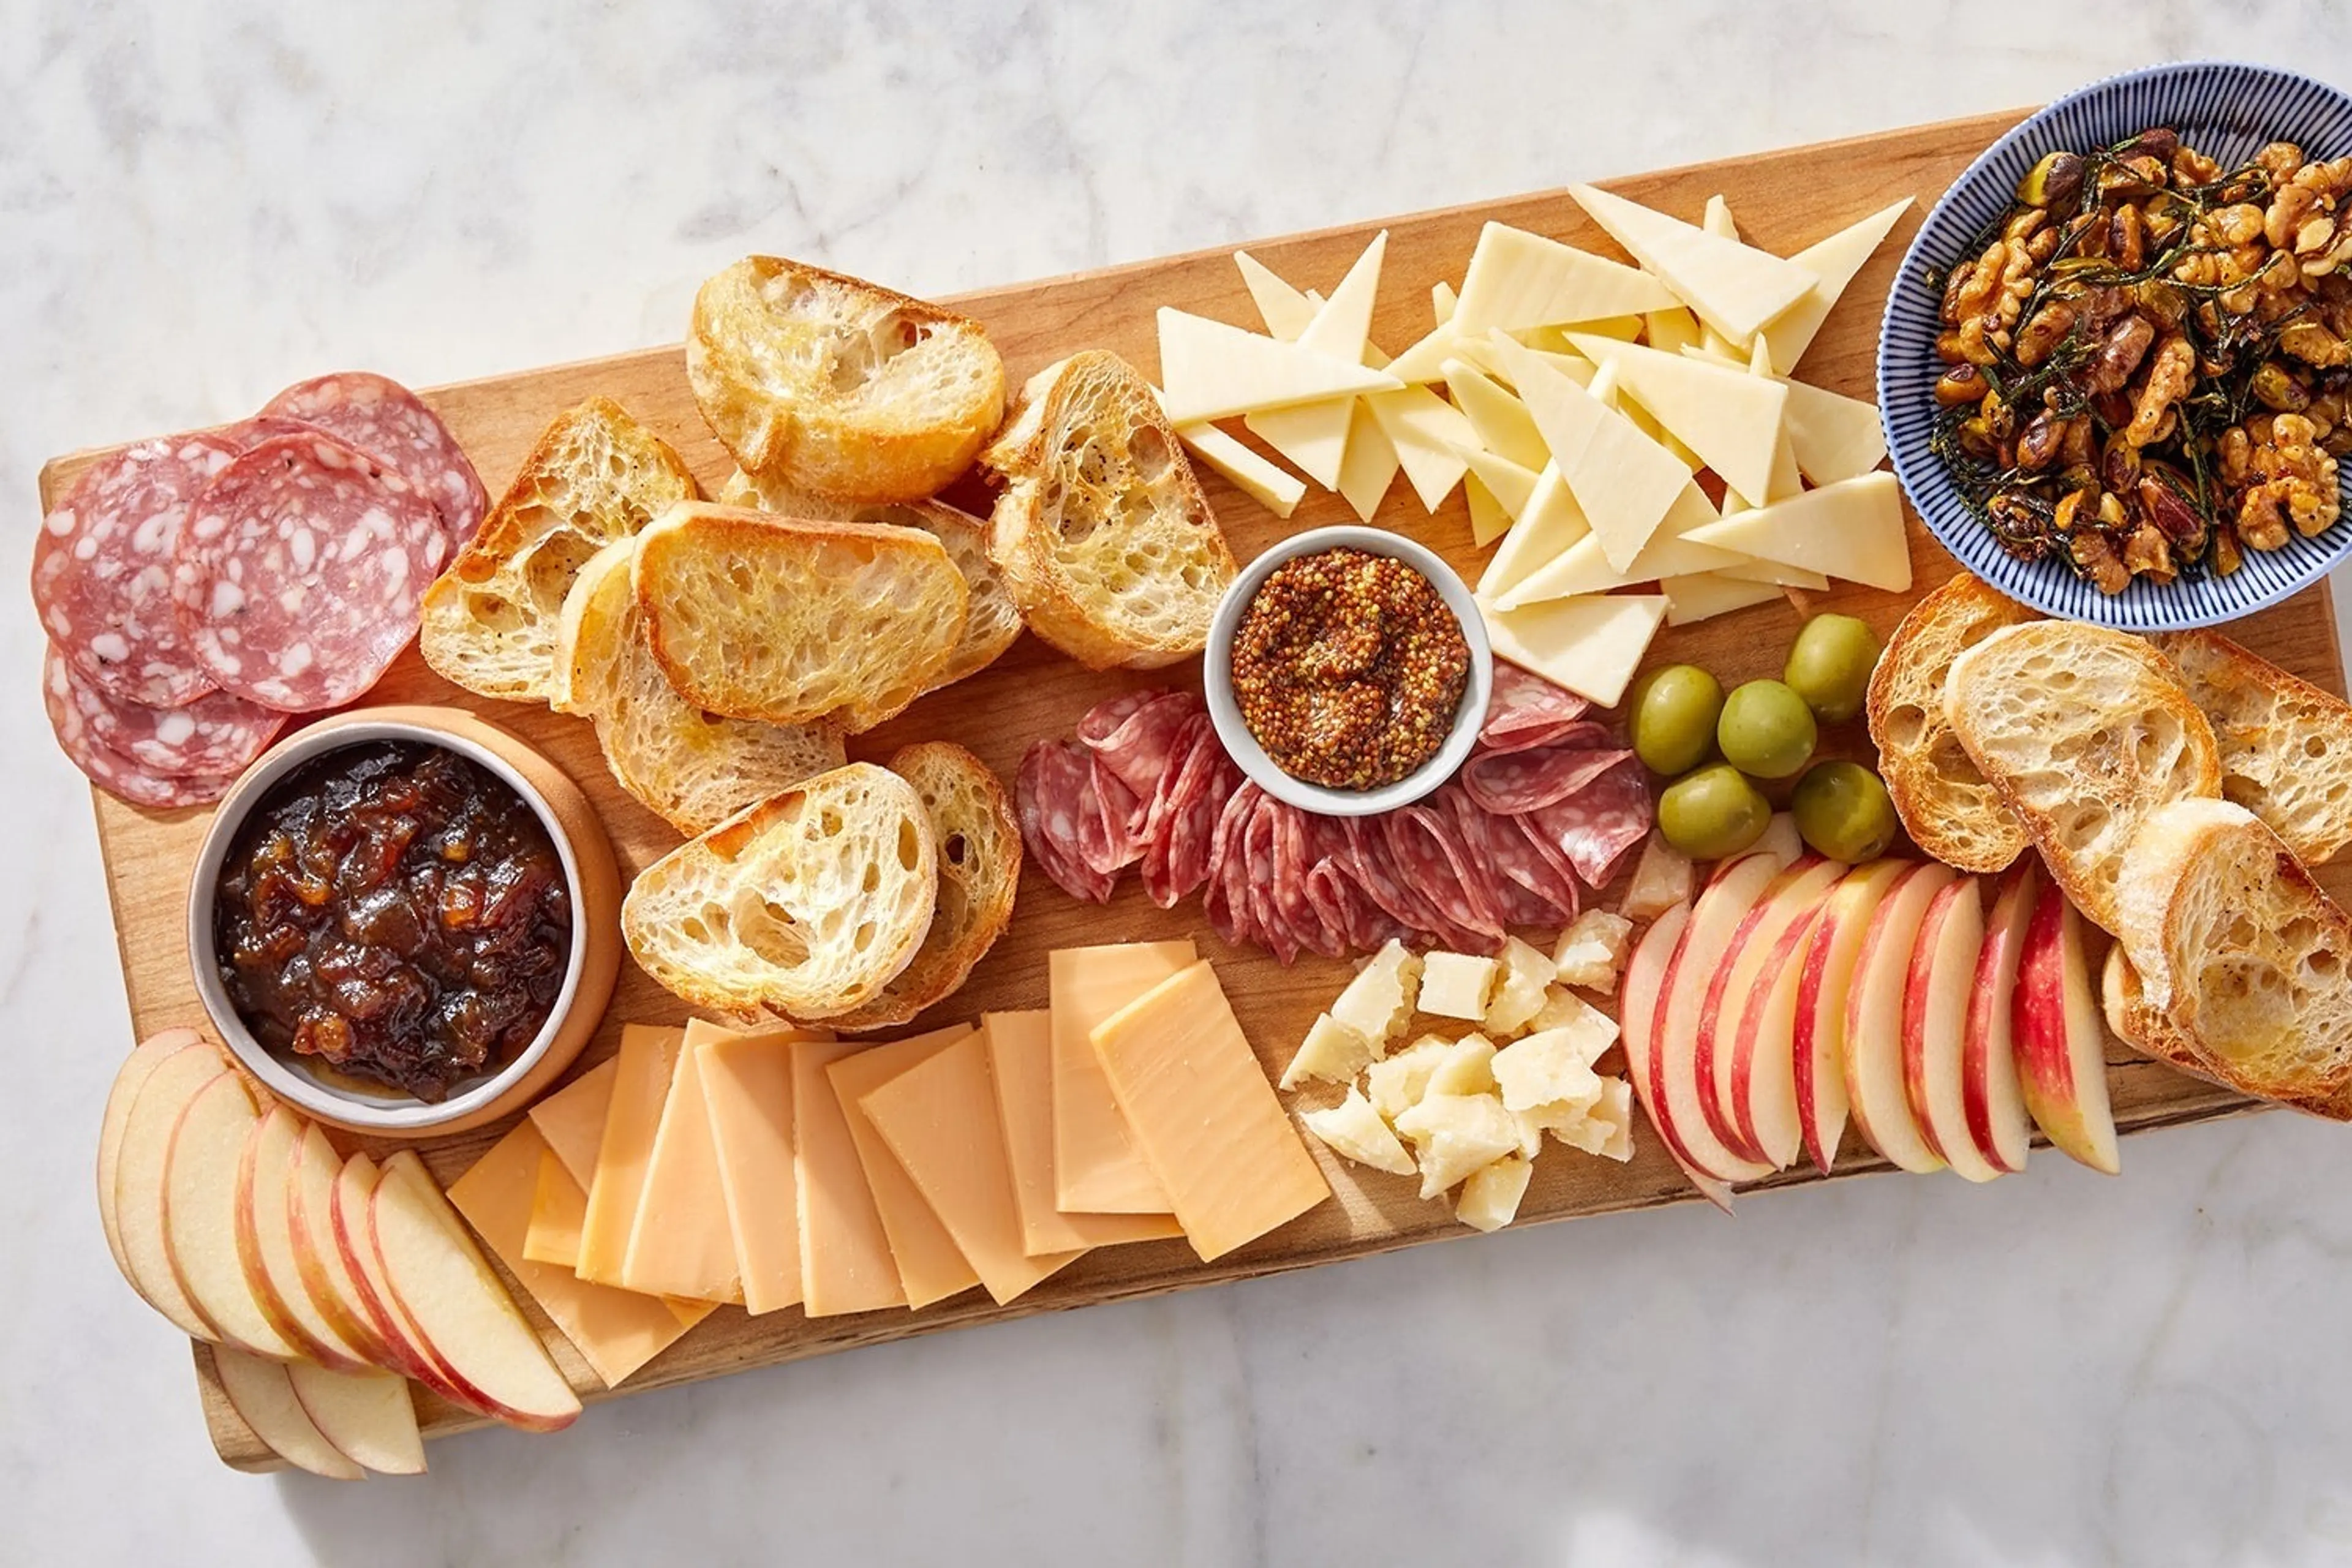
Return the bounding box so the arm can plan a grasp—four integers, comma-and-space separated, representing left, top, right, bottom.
171, 432, 446, 712
43, 646, 238, 809
44, 642, 285, 781
1480, 663, 1592, 753
257, 373, 488, 548
1017, 741, 1117, 904
1460, 731, 1633, 815
34, 434, 239, 708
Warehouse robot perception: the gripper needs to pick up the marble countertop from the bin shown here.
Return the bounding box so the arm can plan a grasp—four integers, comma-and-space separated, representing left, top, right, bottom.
10, 4, 2352, 1564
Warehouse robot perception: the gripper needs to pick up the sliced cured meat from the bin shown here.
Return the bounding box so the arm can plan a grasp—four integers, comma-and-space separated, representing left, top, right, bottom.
1442, 786, 1572, 929
1306, 848, 1408, 956
1078, 689, 1200, 813
43, 643, 285, 780
1128, 709, 1213, 850
43, 656, 236, 809
1460, 733, 1634, 815
1480, 663, 1592, 754
1525, 756, 1655, 888
1343, 816, 1437, 943
1074, 758, 1144, 878
171, 432, 446, 712
34, 433, 239, 708
1141, 724, 1233, 909
1202, 782, 1263, 949
257, 373, 488, 548
1387, 805, 1506, 948
1242, 796, 1298, 966
1017, 740, 1116, 903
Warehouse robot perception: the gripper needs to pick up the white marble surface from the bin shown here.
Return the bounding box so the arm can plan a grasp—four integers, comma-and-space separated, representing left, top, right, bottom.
10, 2, 2352, 1563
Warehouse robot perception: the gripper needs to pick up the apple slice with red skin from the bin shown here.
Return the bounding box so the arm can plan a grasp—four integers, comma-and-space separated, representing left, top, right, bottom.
1962, 864, 2038, 1174
1841, 861, 1954, 1172
287, 1122, 399, 1369
213, 1346, 365, 1479
110, 1043, 231, 1339
2013, 885, 2121, 1174
1619, 902, 1733, 1212
1900, 876, 2003, 1182
235, 1104, 373, 1370
1698, 854, 1844, 1164
1730, 895, 1836, 1170
163, 1071, 304, 1359
333, 1153, 468, 1401
1792, 859, 1914, 1174
1651, 854, 1783, 1185
97, 1028, 203, 1283
287, 1362, 425, 1476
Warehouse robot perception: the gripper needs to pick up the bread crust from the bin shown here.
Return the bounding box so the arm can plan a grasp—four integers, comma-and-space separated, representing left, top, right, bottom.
1864, 571, 2033, 872
2154, 628, 2352, 865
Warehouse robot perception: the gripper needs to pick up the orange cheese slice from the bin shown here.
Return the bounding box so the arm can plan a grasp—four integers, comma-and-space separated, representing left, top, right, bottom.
794, 1038, 908, 1316
695, 1020, 821, 1316
575, 1025, 682, 1287
825, 1027, 982, 1309
1091, 960, 1330, 1262
522, 1148, 587, 1268
1050, 942, 1194, 1214
984, 1011, 1184, 1255
858, 1020, 1086, 1306
527, 1056, 619, 1190
619, 1028, 744, 1304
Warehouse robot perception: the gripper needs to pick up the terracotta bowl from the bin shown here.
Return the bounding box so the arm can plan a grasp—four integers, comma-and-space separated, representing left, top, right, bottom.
186, 705, 622, 1138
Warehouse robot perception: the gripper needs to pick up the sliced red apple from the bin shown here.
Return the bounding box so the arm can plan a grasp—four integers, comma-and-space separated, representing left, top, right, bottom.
370, 1152, 581, 1432
1793, 861, 1913, 1174
2013, 886, 2121, 1175
97, 1028, 203, 1282
1964, 865, 2037, 1174
333, 1153, 464, 1400
1698, 854, 1844, 1164
1619, 902, 1733, 1212
1901, 876, 2002, 1182
109, 1042, 230, 1340
212, 1345, 364, 1480
1652, 854, 1783, 1185
288, 1123, 398, 1368
287, 1362, 426, 1476
235, 1104, 372, 1370
1730, 899, 1834, 1170
165, 1072, 303, 1359
1841, 862, 1954, 1172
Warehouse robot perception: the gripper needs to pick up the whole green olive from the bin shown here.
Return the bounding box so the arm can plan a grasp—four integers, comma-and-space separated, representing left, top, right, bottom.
1791, 760, 1899, 862
1782, 614, 1882, 724
1716, 679, 1818, 780
1628, 663, 1725, 775
1657, 763, 1772, 861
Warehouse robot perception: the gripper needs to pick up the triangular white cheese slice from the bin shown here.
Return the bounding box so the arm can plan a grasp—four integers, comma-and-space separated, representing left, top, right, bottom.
1234, 251, 1319, 342
1458, 445, 1542, 522
1336, 400, 1400, 522
1680, 471, 1912, 592
1569, 184, 1818, 348
1465, 473, 1512, 547
1494, 336, 1689, 573
1762, 198, 1912, 374
1495, 483, 1744, 608
1297, 232, 1385, 363
1243, 400, 1353, 489
1382, 322, 1458, 383
1432, 280, 1458, 326
1662, 573, 1784, 626
1239, 235, 1390, 487
1173, 420, 1306, 519
1450, 222, 1678, 336
1643, 307, 1702, 355
1475, 462, 1588, 601
1781, 379, 1888, 486
1480, 594, 1668, 709
1569, 334, 1789, 504
1366, 384, 1472, 511
1718, 557, 1830, 590
1156, 308, 1400, 423
1444, 360, 1549, 470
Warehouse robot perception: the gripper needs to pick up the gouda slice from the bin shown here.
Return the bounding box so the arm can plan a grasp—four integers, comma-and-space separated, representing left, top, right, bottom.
826, 1027, 982, 1309
619, 1025, 742, 1305
575, 1025, 682, 1287
698, 1021, 816, 1317
1052, 941, 1194, 1214
793, 1038, 907, 1316
527, 1057, 619, 1190
522, 1149, 586, 1268
984, 1010, 1184, 1256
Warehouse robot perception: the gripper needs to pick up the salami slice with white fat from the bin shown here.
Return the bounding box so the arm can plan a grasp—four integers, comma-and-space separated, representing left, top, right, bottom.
171, 432, 446, 712
1386, 805, 1506, 948
1079, 689, 1200, 813
1525, 756, 1655, 888
34, 433, 239, 708
1460, 731, 1633, 815
1141, 721, 1232, 909
1480, 663, 1593, 754
1017, 740, 1117, 904
257, 373, 488, 548
1442, 785, 1572, 929
1202, 782, 1264, 950
43, 643, 285, 780
43, 650, 237, 809
1243, 796, 1299, 966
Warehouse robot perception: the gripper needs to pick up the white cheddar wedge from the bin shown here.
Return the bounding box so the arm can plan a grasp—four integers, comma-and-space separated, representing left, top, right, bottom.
1366, 385, 1474, 511
1494, 336, 1688, 573
1156, 308, 1401, 423
1570, 183, 1817, 349
1237, 234, 1390, 486
1697, 195, 1747, 358
1244, 399, 1355, 489
1480, 593, 1667, 708
1496, 483, 1743, 609
1781, 378, 1889, 486
1459, 445, 1543, 524
1568, 334, 1790, 507
1681, 471, 1912, 592
1532, 316, 1640, 347
1643, 307, 1701, 355
1718, 557, 1831, 590
1474, 462, 1588, 601
1234, 249, 1319, 341
1444, 360, 1549, 470
1173, 419, 1307, 518
1297, 232, 1386, 361
1431, 279, 1458, 325
1382, 322, 1458, 384
1762, 198, 1913, 374
1450, 221, 1678, 337
1336, 399, 1400, 521
1465, 475, 1512, 548
1662, 572, 1785, 626
1455, 1155, 1533, 1232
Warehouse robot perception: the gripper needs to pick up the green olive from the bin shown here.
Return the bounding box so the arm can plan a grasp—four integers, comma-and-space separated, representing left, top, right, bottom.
1628, 663, 1725, 775
1782, 614, 1882, 724
1791, 760, 1899, 862
1657, 763, 1772, 861
1716, 679, 1819, 780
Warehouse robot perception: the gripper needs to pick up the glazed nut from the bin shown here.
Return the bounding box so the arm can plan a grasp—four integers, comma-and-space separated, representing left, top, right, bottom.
1934, 364, 1987, 406
2015, 149, 2086, 210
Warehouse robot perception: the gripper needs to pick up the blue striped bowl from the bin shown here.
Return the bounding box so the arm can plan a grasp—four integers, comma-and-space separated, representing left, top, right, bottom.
1880, 61, 2352, 631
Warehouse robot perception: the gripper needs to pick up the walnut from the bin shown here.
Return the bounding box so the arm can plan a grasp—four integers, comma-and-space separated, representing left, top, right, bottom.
2122, 524, 2177, 583
2125, 333, 2195, 447
2174, 146, 2223, 186
2109, 202, 2146, 272
2258, 141, 2306, 185
2219, 424, 2253, 486
2071, 527, 2131, 593
2239, 484, 2293, 550
2014, 297, 2076, 367
2278, 318, 2351, 368
2208, 202, 2267, 247
2238, 412, 2342, 543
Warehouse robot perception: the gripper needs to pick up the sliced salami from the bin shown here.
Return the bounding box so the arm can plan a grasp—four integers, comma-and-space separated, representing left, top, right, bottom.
1017, 741, 1117, 903
257, 373, 488, 548
1075, 757, 1144, 878
1306, 846, 1408, 956
1202, 782, 1263, 949
1243, 796, 1299, 966
43, 654, 236, 809
1525, 756, 1655, 888
1442, 785, 1572, 929
43, 643, 285, 780
1386, 805, 1506, 948
1141, 723, 1232, 909
1127, 708, 1213, 850
34, 433, 239, 708
1460, 733, 1635, 815
1342, 816, 1437, 943
171, 432, 446, 712
1079, 689, 1200, 810
1480, 663, 1593, 754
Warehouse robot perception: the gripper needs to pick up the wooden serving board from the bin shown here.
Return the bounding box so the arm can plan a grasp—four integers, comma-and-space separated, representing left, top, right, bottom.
42, 110, 2352, 1472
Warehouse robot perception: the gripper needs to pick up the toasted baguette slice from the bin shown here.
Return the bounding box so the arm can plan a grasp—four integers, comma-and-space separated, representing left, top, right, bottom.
420, 398, 698, 701
2100, 943, 2216, 1079
2153, 628, 2352, 865
551, 538, 845, 835
2114, 798, 2352, 1118
687, 257, 1006, 503
979, 351, 1237, 670
718, 469, 1020, 689
621, 763, 938, 1019
1945, 620, 2220, 933
827, 743, 1022, 1031
633, 502, 968, 733
1864, 571, 2034, 872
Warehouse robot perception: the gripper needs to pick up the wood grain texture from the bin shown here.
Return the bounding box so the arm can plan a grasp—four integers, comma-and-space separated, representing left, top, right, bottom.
41, 110, 2352, 1473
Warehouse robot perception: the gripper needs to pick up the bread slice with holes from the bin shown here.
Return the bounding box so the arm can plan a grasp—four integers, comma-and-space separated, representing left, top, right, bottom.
2113, 797, 2352, 1118
718, 469, 1021, 688
551, 537, 845, 835
687, 257, 1006, 504
420, 398, 698, 701
978, 350, 1237, 670
1945, 620, 2221, 933
1864, 571, 2035, 872
633, 502, 968, 733
620, 762, 938, 1019
2100, 943, 2217, 1080
827, 743, 1022, 1032
2153, 628, 2352, 865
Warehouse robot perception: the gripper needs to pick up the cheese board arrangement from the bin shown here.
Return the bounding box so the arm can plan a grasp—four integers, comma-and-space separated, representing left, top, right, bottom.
40, 62, 2352, 1477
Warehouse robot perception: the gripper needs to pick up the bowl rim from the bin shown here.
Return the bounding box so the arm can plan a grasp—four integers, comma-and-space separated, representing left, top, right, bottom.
185, 712, 594, 1133
1877, 58, 2352, 631
1203, 524, 1494, 817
